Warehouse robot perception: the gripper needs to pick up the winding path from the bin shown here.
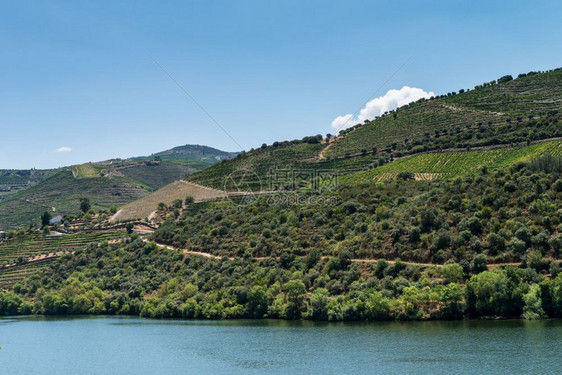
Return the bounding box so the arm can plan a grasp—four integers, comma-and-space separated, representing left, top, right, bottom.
0, 238, 528, 275
146, 240, 524, 269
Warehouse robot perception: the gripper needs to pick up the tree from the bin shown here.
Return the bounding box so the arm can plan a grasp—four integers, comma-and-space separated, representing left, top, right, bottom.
497, 75, 513, 84
526, 250, 547, 272
172, 199, 183, 209
437, 283, 465, 319
471, 254, 488, 274
397, 172, 415, 181
247, 286, 269, 318
283, 280, 306, 319
41, 211, 52, 228
522, 284, 546, 320
466, 271, 509, 315
309, 289, 330, 320
408, 227, 421, 244
79, 198, 91, 214
441, 263, 464, 284
551, 274, 562, 317
185, 196, 195, 205
305, 248, 321, 270
487, 233, 505, 255
460, 216, 482, 235
125, 223, 134, 234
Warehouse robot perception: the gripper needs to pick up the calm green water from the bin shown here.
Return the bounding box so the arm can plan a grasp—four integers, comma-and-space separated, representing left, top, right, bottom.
1, 317, 561, 374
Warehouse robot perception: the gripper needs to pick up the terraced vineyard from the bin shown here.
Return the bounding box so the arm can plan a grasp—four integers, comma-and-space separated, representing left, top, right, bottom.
445, 69, 562, 114
0, 263, 49, 290
324, 68, 562, 159
325, 102, 508, 158
188, 142, 324, 189
0, 231, 125, 266
0, 231, 126, 289
342, 139, 562, 183
186, 69, 562, 190
118, 161, 201, 189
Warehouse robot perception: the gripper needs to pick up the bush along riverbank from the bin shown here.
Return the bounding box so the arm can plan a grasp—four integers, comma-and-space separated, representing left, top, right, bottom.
1, 236, 561, 321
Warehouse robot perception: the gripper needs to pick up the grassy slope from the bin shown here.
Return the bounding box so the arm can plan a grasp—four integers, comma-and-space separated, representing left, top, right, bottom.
153, 144, 236, 160
135, 144, 237, 163
112, 180, 227, 221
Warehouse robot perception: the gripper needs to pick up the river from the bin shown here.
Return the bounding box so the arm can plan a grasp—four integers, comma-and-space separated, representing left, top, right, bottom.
1, 317, 561, 374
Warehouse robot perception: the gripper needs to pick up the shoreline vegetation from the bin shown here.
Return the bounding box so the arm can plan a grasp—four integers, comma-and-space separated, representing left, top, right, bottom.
0, 235, 560, 321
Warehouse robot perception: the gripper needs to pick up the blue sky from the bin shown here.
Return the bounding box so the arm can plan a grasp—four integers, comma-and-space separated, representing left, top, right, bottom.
1, 0, 562, 169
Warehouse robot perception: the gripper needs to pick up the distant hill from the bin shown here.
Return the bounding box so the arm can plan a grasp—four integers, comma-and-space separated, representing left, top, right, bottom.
0, 144, 234, 230
135, 144, 237, 163
0, 169, 60, 202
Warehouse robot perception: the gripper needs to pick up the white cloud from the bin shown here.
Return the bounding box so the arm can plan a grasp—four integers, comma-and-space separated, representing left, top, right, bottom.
55, 146, 72, 153
331, 86, 435, 131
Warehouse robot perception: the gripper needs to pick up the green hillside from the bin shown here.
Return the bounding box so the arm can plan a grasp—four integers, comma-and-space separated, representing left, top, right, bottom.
3, 158, 562, 320
0, 161, 205, 230
342, 140, 562, 183
2, 68, 562, 321
325, 68, 562, 159
188, 141, 325, 190
188, 68, 562, 190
